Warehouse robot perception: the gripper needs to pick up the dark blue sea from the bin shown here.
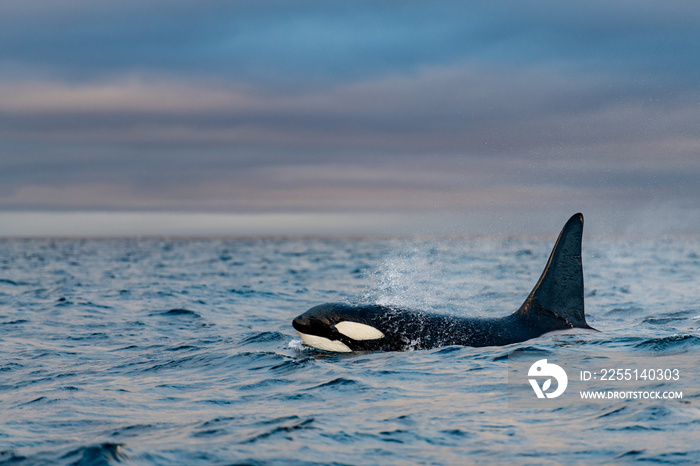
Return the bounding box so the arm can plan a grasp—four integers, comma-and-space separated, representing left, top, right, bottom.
1, 234, 699, 465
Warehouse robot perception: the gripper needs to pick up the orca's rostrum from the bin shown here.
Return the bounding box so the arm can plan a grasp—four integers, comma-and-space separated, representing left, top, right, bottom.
293, 213, 595, 352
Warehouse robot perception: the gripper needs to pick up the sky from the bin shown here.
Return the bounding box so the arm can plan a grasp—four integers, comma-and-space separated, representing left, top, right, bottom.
1, 1, 700, 236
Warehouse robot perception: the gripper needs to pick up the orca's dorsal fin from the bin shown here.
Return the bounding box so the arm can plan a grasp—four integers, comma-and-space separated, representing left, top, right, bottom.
516, 213, 593, 330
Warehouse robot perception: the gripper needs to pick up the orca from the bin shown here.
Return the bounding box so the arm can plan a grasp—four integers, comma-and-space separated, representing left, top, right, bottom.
292, 213, 595, 352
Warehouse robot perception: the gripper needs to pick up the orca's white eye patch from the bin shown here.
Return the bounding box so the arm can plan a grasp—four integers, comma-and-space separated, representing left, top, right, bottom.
335, 321, 384, 340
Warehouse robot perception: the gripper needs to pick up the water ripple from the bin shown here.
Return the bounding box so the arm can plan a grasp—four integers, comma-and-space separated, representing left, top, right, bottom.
1, 236, 699, 464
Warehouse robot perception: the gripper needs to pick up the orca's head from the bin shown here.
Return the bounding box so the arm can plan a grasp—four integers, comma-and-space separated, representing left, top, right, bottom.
292, 303, 386, 352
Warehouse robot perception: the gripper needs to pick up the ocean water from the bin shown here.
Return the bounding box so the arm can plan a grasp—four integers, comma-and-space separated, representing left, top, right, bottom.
1, 234, 699, 465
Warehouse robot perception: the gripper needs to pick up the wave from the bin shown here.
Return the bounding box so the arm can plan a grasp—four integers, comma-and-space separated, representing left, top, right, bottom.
634, 334, 700, 351
2, 443, 128, 466
158, 308, 201, 318
59, 443, 127, 466
240, 417, 316, 444
239, 331, 287, 345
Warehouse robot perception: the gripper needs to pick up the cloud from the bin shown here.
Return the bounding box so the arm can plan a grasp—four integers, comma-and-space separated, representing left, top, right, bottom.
3, 63, 699, 161
1, 0, 700, 232
2, 1, 699, 85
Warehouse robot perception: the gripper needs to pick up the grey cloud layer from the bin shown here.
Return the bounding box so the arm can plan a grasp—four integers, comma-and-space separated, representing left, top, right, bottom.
3, 1, 699, 82
1, 1, 699, 214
